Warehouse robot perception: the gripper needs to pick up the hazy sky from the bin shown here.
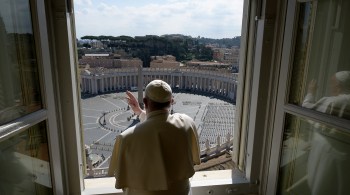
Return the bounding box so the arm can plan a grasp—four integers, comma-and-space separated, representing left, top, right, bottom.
74, 0, 243, 39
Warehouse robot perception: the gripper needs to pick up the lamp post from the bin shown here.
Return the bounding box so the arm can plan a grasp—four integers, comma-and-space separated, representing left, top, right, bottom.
102, 111, 107, 126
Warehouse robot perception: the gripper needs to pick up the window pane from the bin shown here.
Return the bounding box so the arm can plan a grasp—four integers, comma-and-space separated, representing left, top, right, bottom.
0, 0, 42, 125
278, 114, 350, 195
0, 121, 53, 194
289, 0, 350, 120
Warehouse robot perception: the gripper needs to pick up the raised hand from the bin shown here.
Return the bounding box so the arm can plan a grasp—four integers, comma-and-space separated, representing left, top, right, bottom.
125, 91, 142, 115
308, 79, 317, 95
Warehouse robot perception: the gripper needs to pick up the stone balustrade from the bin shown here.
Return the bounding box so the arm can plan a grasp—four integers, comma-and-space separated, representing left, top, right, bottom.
86, 139, 233, 178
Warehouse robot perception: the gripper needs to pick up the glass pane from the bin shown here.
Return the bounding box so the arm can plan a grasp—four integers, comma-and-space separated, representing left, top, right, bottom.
278, 114, 350, 195
0, 121, 53, 194
0, 0, 42, 125
289, 0, 350, 120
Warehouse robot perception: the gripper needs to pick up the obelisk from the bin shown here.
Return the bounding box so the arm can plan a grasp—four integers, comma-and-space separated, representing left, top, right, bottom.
137, 65, 144, 109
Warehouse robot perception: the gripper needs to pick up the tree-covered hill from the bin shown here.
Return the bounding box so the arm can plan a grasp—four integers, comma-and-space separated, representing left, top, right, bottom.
78, 34, 240, 67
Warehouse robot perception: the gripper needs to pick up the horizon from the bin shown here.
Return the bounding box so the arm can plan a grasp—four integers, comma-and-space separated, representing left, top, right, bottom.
77, 34, 241, 40
74, 0, 243, 39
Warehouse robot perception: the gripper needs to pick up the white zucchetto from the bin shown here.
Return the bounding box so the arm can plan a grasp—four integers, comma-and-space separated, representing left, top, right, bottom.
335, 71, 350, 92
145, 80, 172, 103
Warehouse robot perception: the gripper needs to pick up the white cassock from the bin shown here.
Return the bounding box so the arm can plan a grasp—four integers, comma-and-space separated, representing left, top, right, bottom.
302, 93, 350, 195
108, 110, 201, 195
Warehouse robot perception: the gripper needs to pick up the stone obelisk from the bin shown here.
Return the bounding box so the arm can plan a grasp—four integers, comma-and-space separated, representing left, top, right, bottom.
137, 65, 144, 109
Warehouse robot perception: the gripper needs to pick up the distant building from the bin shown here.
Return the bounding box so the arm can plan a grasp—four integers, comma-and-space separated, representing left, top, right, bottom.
80, 67, 238, 101
79, 54, 142, 69
113, 58, 142, 68
186, 60, 231, 70
82, 54, 111, 59
150, 55, 181, 68
212, 47, 240, 66
113, 49, 131, 59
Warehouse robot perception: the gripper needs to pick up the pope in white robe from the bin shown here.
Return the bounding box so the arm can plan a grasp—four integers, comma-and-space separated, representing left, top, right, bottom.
302, 71, 350, 195
108, 80, 200, 195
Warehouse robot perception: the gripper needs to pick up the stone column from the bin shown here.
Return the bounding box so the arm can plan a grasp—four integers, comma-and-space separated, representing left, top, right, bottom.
121, 76, 125, 89
109, 76, 112, 91
85, 78, 89, 93
196, 76, 199, 90
92, 78, 96, 94
96, 79, 100, 93
89, 78, 92, 93
81, 78, 85, 92
114, 76, 117, 90
137, 65, 143, 107
118, 75, 121, 89
227, 81, 230, 95
102, 78, 105, 92
106, 77, 109, 92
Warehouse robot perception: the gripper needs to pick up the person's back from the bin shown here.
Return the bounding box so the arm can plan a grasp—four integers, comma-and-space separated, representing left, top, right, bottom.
302, 71, 350, 195
108, 80, 200, 195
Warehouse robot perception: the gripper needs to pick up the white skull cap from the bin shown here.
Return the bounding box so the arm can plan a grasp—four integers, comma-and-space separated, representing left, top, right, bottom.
145, 80, 172, 103
335, 71, 350, 91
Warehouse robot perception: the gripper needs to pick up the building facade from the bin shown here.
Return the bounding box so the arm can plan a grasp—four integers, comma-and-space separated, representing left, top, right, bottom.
150, 55, 180, 68
80, 68, 238, 101
212, 47, 240, 66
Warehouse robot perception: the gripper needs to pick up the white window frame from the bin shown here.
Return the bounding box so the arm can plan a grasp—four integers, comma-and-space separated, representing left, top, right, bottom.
0, 0, 65, 193
266, 0, 350, 194
44, 0, 86, 193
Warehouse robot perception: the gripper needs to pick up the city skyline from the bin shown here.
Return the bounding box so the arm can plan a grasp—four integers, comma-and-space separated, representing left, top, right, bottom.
74, 0, 243, 39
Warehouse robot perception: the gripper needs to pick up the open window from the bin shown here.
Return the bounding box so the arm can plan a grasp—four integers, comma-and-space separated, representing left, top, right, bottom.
74, 0, 247, 191
6, 0, 349, 194
268, 0, 350, 194
0, 0, 64, 193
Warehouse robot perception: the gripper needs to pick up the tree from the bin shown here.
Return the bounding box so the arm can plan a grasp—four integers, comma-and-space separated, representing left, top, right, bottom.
82, 43, 91, 48
81, 35, 98, 40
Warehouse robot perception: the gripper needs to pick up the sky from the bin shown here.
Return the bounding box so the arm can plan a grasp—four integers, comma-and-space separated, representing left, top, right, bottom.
74, 0, 244, 39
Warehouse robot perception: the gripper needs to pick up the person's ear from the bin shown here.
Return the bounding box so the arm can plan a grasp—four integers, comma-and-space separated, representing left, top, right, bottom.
143, 97, 148, 108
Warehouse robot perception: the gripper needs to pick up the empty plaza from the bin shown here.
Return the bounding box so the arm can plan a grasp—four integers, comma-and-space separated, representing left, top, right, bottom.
81, 91, 235, 169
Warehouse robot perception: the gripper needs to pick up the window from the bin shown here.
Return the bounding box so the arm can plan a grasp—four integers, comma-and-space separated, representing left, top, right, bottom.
75, 0, 244, 181
0, 0, 42, 124
0, 121, 52, 194
268, 0, 350, 194
7, 0, 348, 194
0, 0, 63, 193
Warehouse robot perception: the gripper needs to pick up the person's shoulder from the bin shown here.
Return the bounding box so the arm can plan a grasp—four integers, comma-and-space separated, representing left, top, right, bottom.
337, 94, 350, 99
120, 125, 137, 137
330, 94, 350, 104
322, 94, 350, 103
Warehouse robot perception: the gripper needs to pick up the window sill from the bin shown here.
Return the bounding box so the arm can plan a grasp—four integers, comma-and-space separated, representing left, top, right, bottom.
82, 177, 122, 195
83, 169, 256, 195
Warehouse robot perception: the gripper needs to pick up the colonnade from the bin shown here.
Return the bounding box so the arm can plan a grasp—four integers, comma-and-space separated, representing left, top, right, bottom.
80, 68, 238, 101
